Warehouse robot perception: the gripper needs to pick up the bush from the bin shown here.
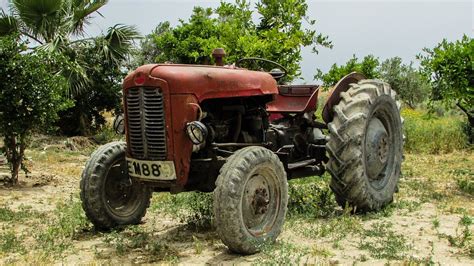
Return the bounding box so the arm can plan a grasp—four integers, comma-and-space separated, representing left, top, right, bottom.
402, 108, 468, 154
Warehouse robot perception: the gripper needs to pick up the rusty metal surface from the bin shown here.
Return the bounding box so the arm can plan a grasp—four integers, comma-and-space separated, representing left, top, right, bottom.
266, 85, 321, 113
169, 94, 199, 187
321, 72, 366, 124
124, 64, 278, 102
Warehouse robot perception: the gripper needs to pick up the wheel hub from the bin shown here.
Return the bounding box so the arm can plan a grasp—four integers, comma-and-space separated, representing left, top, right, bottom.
252, 188, 270, 215
366, 118, 389, 180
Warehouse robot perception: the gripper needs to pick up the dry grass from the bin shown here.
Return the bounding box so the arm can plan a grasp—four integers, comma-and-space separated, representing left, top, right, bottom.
0, 137, 472, 264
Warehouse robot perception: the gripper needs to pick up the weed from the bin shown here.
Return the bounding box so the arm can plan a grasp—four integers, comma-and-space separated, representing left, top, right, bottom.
0, 229, 25, 254
34, 195, 91, 256
93, 126, 122, 145
102, 225, 180, 262
0, 205, 43, 222
457, 178, 474, 196
257, 241, 309, 265
438, 215, 473, 258
310, 246, 333, 258
150, 191, 213, 230
359, 221, 411, 260
287, 175, 337, 218
432, 218, 440, 229
192, 235, 203, 254
296, 210, 362, 244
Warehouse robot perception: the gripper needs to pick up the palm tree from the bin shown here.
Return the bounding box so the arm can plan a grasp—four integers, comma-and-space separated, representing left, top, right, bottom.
0, 0, 139, 96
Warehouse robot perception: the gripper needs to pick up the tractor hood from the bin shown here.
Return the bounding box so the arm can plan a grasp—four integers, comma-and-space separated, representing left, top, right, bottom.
123, 64, 278, 102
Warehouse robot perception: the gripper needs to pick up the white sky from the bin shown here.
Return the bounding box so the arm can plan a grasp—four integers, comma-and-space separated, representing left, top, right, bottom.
1, 0, 472, 83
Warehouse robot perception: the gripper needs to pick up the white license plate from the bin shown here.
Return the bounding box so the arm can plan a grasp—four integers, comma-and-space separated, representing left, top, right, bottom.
126, 158, 176, 181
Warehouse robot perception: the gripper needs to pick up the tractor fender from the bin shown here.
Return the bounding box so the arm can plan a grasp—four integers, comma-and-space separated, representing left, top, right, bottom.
321, 72, 366, 124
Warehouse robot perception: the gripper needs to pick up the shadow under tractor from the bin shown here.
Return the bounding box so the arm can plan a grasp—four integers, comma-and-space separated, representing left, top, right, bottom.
80, 49, 403, 254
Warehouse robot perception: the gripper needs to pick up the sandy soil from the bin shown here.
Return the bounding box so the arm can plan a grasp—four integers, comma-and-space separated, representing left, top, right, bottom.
0, 144, 472, 265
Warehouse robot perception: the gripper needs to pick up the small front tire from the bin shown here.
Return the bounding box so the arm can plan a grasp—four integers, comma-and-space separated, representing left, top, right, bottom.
214, 146, 288, 254
80, 141, 151, 229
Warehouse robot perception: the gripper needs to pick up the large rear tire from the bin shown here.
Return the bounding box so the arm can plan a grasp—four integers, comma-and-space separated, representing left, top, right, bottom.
214, 146, 288, 254
80, 141, 151, 229
326, 80, 403, 212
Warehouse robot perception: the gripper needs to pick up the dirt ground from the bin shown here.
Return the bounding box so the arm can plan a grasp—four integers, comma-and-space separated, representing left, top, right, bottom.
0, 138, 472, 265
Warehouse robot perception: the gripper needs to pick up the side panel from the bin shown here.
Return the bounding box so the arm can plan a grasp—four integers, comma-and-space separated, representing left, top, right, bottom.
169, 94, 199, 188
322, 72, 365, 124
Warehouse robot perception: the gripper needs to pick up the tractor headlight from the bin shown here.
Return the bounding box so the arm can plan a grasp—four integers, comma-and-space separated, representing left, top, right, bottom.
185, 121, 208, 145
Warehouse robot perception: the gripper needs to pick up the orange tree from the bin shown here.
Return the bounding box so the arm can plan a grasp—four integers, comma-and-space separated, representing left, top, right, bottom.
0, 35, 71, 185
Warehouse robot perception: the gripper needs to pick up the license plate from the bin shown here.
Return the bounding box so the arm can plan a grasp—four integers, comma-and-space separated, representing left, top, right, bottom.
126, 158, 176, 181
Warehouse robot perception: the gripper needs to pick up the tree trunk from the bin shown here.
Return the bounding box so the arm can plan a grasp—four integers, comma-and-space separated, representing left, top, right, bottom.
457, 103, 474, 144
3, 135, 26, 186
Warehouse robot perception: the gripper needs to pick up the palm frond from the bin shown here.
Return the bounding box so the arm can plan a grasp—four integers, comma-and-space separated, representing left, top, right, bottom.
12, 0, 63, 42
61, 57, 91, 97
70, 0, 108, 36
100, 24, 141, 64
0, 11, 19, 35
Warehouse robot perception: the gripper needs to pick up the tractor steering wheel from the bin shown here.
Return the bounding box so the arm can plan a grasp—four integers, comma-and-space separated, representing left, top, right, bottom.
235, 57, 288, 80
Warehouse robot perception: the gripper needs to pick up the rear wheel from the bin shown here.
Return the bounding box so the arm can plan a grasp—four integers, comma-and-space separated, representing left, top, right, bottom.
80, 141, 151, 229
214, 146, 288, 254
326, 80, 403, 212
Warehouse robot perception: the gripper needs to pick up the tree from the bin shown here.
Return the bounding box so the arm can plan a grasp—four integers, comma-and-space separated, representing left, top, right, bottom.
137, 0, 332, 81
0, 0, 139, 135
418, 35, 473, 128
378, 57, 430, 108
0, 35, 71, 185
314, 55, 380, 86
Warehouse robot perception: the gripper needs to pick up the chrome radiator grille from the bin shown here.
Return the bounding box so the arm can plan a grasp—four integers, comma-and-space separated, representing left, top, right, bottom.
126, 87, 167, 160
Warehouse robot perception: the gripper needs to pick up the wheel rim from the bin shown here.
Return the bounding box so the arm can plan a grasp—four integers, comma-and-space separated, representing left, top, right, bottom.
103, 158, 143, 218
241, 166, 281, 237
364, 99, 399, 190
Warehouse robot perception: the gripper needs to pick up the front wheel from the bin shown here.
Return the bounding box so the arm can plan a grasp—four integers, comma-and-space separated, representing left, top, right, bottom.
214, 146, 288, 254
326, 80, 403, 212
80, 141, 151, 229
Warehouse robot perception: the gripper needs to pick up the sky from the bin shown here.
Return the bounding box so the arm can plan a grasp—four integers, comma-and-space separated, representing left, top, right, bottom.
1, 0, 472, 83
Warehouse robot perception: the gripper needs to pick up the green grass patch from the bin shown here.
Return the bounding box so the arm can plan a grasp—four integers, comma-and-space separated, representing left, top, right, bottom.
359, 221, 412, 260
287, 175, 338, 218
150, 191, 214, 230
34, 195, 91, 256
0, 229, 25, 254
101, 225, 179, 263
257, 241, 309, 265
402, 108, 468, 154
0, 205, 44, 223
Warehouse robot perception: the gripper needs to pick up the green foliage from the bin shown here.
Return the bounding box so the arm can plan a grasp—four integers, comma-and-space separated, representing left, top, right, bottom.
0, 230, 25, 254
57, 40, 124, 136
418, 35, 473, 128
378, 57, 431, 108
150, 192, 214, 230
0, 35, 71, 184
359, 221, 411, 260
102, 226, 179, 261
1, 1, 139, 135
287, 175, 337, 218
139, 0, 331, 81
402, 108, 468, 154
34, 196, 91, 255
315, 54, 379, 86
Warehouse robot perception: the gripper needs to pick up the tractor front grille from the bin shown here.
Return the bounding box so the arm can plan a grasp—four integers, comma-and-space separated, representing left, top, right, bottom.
126, 87, 167, 160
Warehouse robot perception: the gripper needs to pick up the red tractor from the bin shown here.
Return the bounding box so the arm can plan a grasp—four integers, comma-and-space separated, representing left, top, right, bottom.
80, 51, 403, 254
